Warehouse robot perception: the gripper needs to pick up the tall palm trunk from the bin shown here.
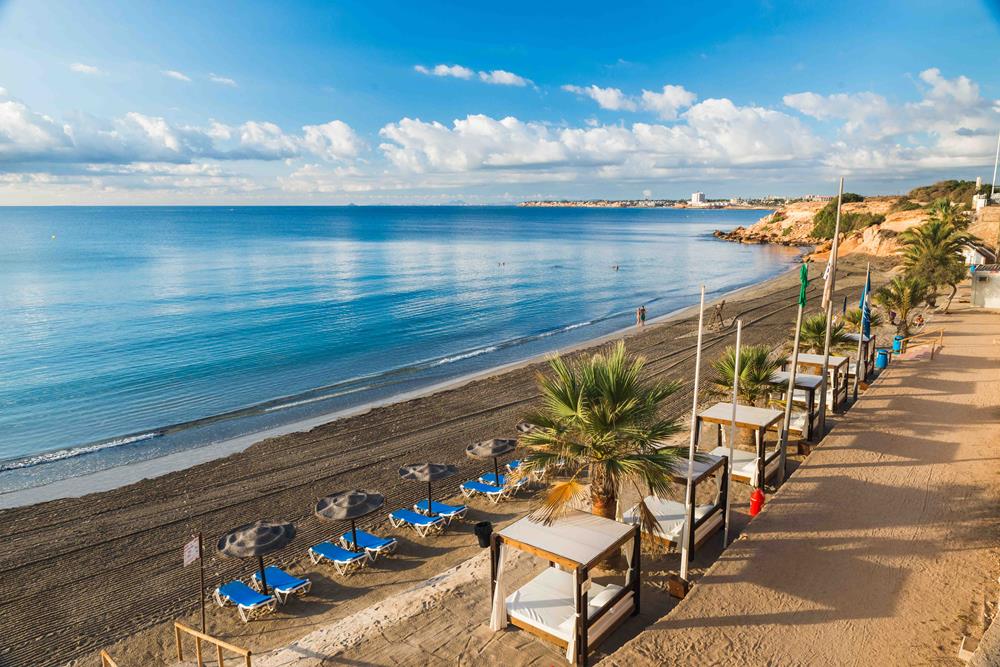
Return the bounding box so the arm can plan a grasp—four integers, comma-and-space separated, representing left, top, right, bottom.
944, 283, 958, 313
589, 465, 616, 520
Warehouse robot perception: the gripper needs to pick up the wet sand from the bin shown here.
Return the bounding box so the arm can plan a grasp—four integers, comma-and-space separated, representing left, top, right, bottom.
0, 255, 884, 667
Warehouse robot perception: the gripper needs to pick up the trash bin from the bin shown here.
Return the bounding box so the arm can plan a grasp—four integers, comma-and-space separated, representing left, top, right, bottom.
875, 348, 890, 370
474, 521, 493, 548
892, 335, 905, 353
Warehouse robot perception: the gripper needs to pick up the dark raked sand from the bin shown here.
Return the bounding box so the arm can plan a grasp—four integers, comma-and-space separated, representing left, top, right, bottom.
0, 255, 887, 667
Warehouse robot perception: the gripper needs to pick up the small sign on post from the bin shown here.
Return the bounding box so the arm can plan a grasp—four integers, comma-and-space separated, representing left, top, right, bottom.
184, 533, 207, 633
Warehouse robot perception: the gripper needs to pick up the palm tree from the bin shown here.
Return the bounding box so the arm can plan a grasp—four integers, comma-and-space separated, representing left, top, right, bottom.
899, 217, 972, 313
874, 276, 929, 336
709, 344, 784, 448
843, 307, 884, 333
518, 341, 687, 536
925, 198, 969, 230
799, 312, 849, 353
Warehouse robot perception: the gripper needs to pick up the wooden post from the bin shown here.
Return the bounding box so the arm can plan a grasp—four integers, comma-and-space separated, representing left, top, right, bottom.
579, 566, 589, 667
175, 623, 184, 662
818, 177, 845, 435
198, 532, 206, 634
755, 428, 765, 490
490, 533, 499, 599
195, 635, 203, 667
217, 643, 225, 667
631, 528, 641, 615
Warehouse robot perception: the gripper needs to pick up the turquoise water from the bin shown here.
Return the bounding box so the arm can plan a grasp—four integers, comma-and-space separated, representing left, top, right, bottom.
0, 206, 798, 491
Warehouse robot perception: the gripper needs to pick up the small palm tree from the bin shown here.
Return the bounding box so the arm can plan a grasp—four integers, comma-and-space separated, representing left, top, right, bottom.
518, 341, 687, 538
843, 307, 884, 333
874, 276, 928, 336
925, 198, 969, 230
709, 344, 784, 449
799, 312, 849, 353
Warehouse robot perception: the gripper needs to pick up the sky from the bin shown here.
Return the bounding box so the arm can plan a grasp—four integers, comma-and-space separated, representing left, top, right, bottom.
0, 0, 999, 204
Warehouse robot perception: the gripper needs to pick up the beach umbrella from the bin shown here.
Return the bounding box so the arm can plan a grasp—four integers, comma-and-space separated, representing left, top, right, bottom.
398, 463, 457, 517
466, 438, 517, 484
315, 489, 385, 551
217, 520, 296, 595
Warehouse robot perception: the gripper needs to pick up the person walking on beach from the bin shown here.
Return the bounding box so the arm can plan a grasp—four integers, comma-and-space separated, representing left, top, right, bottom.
636, 305, 646, 328
711, 300, 726, 329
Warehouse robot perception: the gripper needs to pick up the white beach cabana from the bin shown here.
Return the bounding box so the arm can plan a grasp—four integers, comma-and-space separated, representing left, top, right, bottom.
844, 332, 876, 388
622, 453, 728, 553
764, 371, 825, 442
489, 510, 639, 666
699, 402, 784, 488
787, 353, 850, 412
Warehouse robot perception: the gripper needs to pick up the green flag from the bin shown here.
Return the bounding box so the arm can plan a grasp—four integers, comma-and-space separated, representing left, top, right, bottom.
798, 262, 809, 307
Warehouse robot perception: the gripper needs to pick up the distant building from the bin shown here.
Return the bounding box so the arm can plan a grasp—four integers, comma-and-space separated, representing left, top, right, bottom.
690, 192, 706, 205
971, 264, 1000, 308
962, 242, 997, 266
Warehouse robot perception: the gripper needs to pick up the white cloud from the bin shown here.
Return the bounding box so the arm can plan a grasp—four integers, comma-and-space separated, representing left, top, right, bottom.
478, 70, 530, 86
562, 84, 637, 111
414, 64, 475, 80
70, 63, 102, 75
301, 120, 364, 160
162, 70, 192, 82
640, 85, 697, 120
416, 64, 530, 86
208, 73, 237, 87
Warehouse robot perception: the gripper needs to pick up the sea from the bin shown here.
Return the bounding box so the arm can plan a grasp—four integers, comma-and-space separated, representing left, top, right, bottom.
0, 206, 800, 494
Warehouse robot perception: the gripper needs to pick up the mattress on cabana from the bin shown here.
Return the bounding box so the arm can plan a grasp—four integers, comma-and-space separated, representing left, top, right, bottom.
622, 497, 718, 545
505, 566, 624, 642
709, 446, 779, 481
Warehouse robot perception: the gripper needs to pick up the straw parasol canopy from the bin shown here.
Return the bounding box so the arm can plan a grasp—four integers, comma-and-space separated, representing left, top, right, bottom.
315, 489, 385, 551
217, 520, 296, 594
466, 438, 517, 483
398, 463, 457, 517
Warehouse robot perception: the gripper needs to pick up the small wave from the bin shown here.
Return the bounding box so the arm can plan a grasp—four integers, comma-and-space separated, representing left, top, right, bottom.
0, 431, 162, 472
263, 385, 372, 412
434, 346, 499, 366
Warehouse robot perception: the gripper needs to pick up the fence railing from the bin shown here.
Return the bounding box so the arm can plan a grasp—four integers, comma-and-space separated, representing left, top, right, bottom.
174, 622, 252, 667
100, 650, 119, 667
898, 328, 945, 359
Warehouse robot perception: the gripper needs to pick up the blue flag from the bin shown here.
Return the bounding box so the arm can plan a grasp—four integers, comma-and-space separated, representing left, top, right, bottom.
859, 265, 872, 338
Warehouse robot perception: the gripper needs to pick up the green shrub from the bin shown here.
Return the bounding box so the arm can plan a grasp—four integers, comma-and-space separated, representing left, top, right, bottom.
890, 198, 922, 212
809, 196, 884, 239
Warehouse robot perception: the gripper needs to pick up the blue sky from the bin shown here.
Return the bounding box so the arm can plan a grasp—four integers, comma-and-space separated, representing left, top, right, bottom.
1, 0, 998, 203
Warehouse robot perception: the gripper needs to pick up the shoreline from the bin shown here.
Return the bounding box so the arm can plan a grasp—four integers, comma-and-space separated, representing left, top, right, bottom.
0, 260, 802, 509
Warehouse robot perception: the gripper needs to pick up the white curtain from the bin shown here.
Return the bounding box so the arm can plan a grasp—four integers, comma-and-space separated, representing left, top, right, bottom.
489, 544, 509, 631
623, 534, 636, 587
565, 568, 580, 663
751, 458, 761, 488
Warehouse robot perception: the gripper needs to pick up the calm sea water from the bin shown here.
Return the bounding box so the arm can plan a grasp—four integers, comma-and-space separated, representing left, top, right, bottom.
0, 206, 798, 492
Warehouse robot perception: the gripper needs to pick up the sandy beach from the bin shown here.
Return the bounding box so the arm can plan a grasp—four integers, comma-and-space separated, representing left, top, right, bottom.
0, 255, 884, 667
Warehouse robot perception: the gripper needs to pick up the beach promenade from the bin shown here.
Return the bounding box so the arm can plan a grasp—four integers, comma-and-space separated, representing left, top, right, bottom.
603, 303, 1000, 666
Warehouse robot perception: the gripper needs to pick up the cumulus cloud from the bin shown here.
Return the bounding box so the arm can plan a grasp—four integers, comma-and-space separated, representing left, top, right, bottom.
416, 64, 531, 86
478, 70, 530, 86
70, 63, 102, 75
562, 84, 637, 111
208, 73, 237, 87
640, 84, 697, 120
414, 64, 475, 80
162, 70, 191, 82
0, 88, 362, 167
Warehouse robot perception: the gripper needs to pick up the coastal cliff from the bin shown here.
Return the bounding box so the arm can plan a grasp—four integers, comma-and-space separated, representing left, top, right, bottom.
715, 196, 929, 258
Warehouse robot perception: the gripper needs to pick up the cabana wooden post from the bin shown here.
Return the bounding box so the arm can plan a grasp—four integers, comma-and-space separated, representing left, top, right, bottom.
701, 402, 784, 488
764, 371, 825, 442
490, 511, 639, 666
844, 332, 876, 392
787, 353, 850, 412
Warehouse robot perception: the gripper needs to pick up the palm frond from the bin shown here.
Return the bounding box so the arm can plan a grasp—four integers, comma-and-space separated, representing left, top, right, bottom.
529, 478, 586, 525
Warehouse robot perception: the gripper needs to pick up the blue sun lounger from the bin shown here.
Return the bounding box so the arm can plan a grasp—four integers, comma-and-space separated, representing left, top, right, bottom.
250, 566, 312, 604
340, 529, 398, 561
413, 499, 467, 523
213, 580, 277, 623
308, 541, 368, 575
460, 480, 508, 503
388, 508, 447, 537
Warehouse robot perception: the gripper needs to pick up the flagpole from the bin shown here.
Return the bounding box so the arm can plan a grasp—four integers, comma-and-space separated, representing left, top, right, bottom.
679, 285, 706, 584
198, 532, 206, 634
723, 319, 742, 546
852, 262, 871, 403
817, 177, 844, 437
778, 262, 808, 484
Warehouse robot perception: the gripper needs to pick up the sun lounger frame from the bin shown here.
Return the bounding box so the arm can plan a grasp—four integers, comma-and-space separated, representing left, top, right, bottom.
461, 479, 510, 503
249, 566, 312, 603
213, 581, 278, 623
388, 509, 447, 537
308, 542, 369, 575
413, 500, 467, 523
340, 529, 398, 560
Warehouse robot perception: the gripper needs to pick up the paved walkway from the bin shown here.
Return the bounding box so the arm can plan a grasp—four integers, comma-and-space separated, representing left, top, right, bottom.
603, 305, 1000, 666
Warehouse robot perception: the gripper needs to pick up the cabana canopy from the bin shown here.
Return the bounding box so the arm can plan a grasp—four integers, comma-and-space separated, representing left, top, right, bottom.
788, 353, 850, 411
699, 402, 784, 488
624, 453, 727, 552
490, 510, 639, 666
764, 371, 825, 441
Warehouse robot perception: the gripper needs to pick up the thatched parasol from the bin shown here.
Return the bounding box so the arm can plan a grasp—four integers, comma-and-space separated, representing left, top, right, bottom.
398, 463, 457, 517
466, 438, 517, 485
315, 489, 385, 551
217, 520, 296, 594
